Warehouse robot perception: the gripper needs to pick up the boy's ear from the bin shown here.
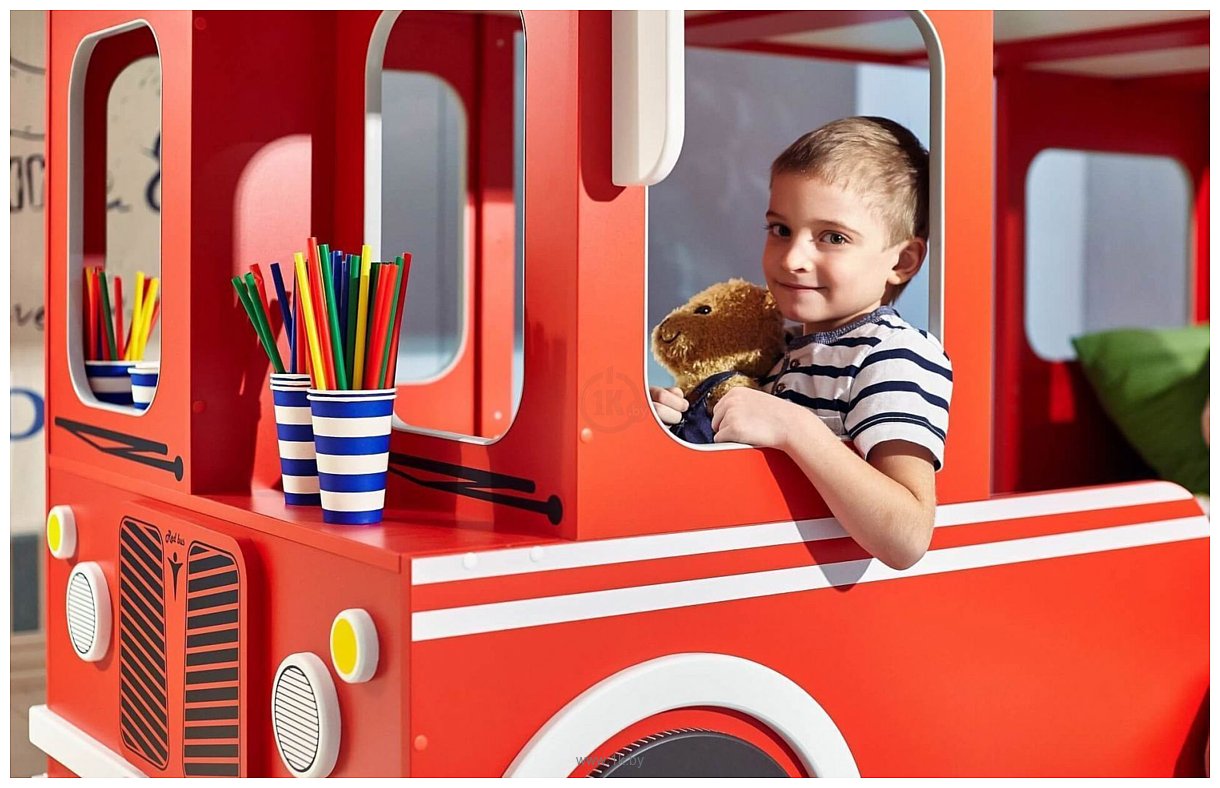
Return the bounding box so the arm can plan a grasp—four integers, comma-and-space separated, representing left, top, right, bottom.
887, 237, 927, 286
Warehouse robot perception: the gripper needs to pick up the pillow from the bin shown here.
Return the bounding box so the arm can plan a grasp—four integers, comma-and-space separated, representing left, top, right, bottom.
1072, 325, 1210, 494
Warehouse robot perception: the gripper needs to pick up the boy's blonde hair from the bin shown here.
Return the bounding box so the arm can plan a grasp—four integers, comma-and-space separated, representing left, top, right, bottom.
770, 116, 929, 249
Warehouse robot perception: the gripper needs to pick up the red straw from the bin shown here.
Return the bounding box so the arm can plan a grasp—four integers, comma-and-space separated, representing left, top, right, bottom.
307, 238, 336, 389
363, 270, 393, 389
91, 268, 103, 360
113, 276, 124, 358
249, 264, 272, 330
384, 254, 412, 384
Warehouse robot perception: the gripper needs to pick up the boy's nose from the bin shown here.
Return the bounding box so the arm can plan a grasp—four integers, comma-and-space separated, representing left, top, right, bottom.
782, 245, 813, 272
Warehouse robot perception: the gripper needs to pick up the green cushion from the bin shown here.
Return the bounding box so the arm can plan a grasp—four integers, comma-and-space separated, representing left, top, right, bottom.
1072, 325, 1210, 494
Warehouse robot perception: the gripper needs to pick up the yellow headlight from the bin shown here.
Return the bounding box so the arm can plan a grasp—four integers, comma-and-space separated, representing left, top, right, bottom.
329, 609, 378, 683
47, 505, 77, 560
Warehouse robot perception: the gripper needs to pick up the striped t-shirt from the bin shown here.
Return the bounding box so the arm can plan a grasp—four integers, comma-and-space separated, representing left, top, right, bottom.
761, 305, 952, 470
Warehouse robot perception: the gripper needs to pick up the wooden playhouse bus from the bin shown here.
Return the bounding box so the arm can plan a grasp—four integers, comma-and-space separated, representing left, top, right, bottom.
33, 10, 1209, 777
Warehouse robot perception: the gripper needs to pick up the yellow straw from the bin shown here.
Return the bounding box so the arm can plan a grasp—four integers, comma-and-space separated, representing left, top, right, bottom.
126, 271, 146, 360
352, 244, 373, 388
136, 277, 160, 361
294, 252, 328, 389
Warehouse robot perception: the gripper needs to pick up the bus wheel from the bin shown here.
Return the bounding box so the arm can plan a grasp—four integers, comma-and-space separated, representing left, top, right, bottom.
586, 727, 788, 778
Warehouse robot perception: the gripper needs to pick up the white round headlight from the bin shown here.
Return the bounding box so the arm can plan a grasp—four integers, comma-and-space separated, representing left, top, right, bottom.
271, 652, 340, 778
66, 562, 111, 662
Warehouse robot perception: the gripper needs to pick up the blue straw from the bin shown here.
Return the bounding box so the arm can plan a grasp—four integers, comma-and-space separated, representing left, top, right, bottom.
268, 265, 291, 339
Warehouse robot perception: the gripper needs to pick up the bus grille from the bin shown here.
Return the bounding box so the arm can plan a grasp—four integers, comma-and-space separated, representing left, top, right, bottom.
182, 542, 242, 777
118, 519, 169, 770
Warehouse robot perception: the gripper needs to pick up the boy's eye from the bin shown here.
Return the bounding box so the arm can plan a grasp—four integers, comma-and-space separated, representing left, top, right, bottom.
764, 222, 790, 239
694, 305, 712, 315
819, 231, 849, 245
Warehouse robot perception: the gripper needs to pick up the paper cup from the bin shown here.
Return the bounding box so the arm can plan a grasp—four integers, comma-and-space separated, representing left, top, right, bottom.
85, 360, 136, 406
271, 374, 322, 506
308, 388, 396, 525
129, 363, 159, 411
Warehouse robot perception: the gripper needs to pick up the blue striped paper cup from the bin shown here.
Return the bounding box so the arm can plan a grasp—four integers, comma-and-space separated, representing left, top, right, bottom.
85, 360, 136, 406
129, 363, 159, 411
308, 388, 396, 525
271, 374, 321, 506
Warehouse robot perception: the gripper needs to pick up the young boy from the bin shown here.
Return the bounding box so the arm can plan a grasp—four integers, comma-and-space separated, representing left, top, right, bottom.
651, 117, 951, 570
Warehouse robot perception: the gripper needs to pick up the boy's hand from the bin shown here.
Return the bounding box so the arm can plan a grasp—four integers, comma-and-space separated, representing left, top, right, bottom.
649, 386, 688, 426
711, 386, 809, 449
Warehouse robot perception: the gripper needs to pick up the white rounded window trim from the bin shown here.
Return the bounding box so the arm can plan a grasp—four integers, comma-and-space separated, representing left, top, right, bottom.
503, 652, 858, 777
66, 562, 111, 663
272, 652, 341, 779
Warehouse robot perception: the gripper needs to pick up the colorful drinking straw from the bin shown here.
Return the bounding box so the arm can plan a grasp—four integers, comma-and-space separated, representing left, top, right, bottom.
294, 252, 327, 389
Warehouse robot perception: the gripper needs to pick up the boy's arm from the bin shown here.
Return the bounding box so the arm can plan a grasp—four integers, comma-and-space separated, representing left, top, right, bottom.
712, 387, 936, 569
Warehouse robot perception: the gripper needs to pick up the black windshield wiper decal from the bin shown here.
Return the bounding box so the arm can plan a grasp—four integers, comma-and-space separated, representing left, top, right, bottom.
388, 452, 562, 526
54, 417, 185, 481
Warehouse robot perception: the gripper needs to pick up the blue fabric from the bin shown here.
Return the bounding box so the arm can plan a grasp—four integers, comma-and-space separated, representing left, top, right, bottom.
671, 371, 741, 445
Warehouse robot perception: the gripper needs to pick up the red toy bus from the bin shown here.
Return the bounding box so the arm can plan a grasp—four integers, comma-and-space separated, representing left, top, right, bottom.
32, 10, 1208, 777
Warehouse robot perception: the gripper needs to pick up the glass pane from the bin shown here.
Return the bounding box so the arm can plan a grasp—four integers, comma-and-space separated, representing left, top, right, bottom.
1025, 149, 1191, 361
106, 56, 162, 362
648, 12, 931, 390
382, 69, 465, 381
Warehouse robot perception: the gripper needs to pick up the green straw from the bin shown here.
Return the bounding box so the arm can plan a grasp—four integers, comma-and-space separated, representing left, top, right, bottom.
235, 274, 285, 373
377, 256, 405, 388
345, 255, 359, 381
318, 244, 348, 390
97, 269, 118, 361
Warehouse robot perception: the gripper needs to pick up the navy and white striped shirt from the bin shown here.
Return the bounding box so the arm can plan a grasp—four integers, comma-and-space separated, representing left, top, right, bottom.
762, 306, 952, 470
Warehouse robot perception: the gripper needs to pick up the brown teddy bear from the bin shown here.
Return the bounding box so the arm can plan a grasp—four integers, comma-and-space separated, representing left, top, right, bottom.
651, 278, 788, 443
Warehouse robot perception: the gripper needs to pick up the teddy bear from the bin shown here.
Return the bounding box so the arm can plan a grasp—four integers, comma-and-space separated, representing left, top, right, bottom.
651, 278, 788, 444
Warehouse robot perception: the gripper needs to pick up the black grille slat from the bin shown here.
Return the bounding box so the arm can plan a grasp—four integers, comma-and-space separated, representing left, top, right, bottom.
119, 520, 169, 771
183, 543, 242, 778
186, 705, 238, 722
186, 627, 238, 648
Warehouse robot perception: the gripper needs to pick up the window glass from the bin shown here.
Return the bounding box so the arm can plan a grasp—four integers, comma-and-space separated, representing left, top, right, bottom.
648, 12, 933, 393
1025, 149, 1191, 361
382, 69, 466, 381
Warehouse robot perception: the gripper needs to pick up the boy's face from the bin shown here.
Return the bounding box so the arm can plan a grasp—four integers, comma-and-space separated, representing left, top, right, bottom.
762, 173, 923, 335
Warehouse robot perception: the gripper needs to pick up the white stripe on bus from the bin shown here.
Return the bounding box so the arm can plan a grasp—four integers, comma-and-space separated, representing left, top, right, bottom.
411, 481, 1194, 586
410, 515, 1208, 642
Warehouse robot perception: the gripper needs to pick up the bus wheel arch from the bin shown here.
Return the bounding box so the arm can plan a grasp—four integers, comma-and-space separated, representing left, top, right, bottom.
504, 652, 858, 778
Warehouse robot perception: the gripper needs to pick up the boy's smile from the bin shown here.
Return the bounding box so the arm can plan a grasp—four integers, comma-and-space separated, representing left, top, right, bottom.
762, 173, 923, 335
